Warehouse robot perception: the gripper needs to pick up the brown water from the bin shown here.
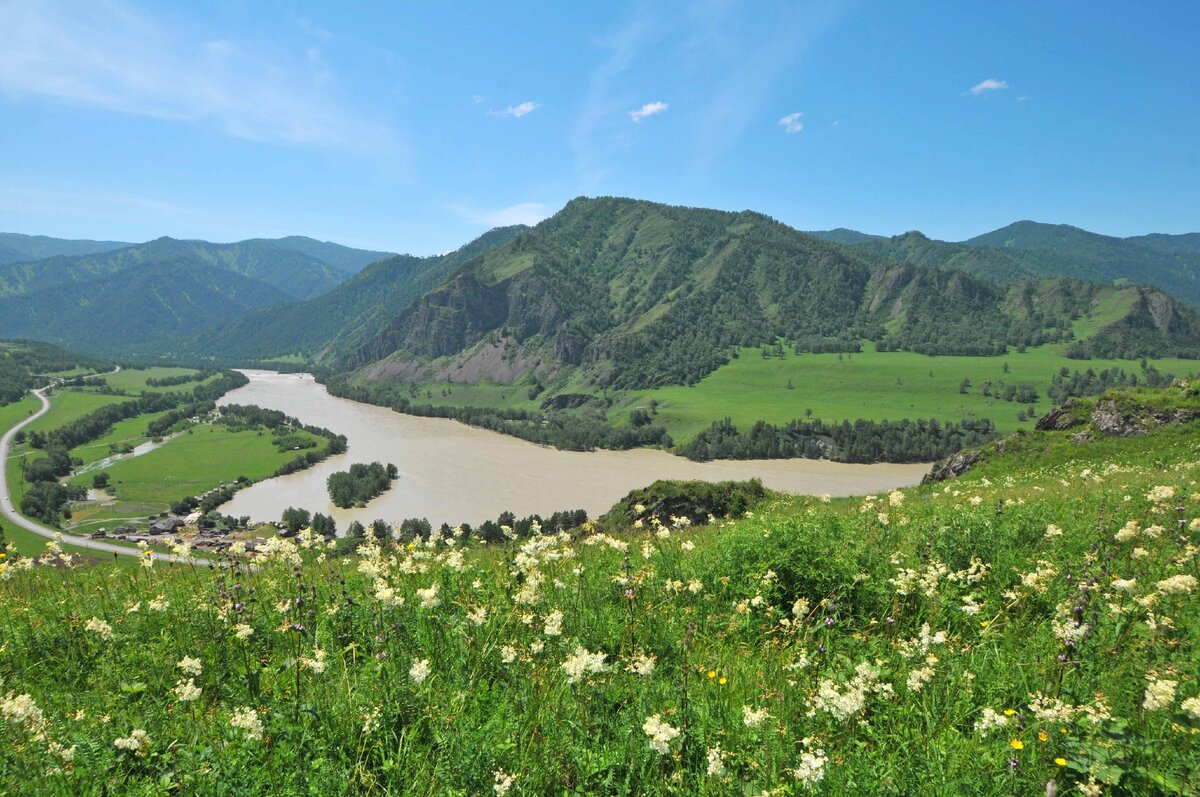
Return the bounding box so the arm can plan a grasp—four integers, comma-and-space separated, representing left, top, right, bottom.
217, 371, 930, 528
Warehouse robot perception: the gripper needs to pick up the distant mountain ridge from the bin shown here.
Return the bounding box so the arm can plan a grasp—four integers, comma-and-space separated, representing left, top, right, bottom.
810, 221, 1200, 305
185, 225, 527, 361
0, 232, 132, 264
0, 261, 292, 354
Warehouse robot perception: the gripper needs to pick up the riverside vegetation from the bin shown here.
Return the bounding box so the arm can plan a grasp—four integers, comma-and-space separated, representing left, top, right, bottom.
1, 382, 1198, 794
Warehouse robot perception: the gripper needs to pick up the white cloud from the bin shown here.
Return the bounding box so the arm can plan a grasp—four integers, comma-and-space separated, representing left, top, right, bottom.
0, 1, 388, 148
629, 101, 669, 123
448, 202, 551, 228
967, 78, 1009, 95
491, 101, 540, 118
472, 94, 485, 104
778, 112, 803, 133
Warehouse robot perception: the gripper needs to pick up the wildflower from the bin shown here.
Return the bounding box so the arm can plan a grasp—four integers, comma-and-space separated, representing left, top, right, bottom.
493, 769, 515, 796
790, 746, 828, 788
1112, 578, 1137, 592
1054, 757, 1067, 767
84, 617, 113, 640
234, 623, 254, 640
1044, 523, 1063, 539
626, 652, 656, 676
562, 646, 607, 684
230, 707, 263, 740
177, 656, 203, 676
1156, 574, 1197, 595
974, 708, 1009, 737
500, 645, 518, 664
113, 729, 151, 757
888, 489, 905, 507
707, 670, 717, 680
1078, 777, 1103, 796
1131, 546, 1150, 559
687, 579, 704, 594
1180, 696, 1200, 720
1038, 730, 1049, 742
173, 678, 201, 703
1, 692, 48, 739
301, 649, 327, 674
642, 714, 680, 754
719, 676, 727, 685
742, 705, 770, 728
907, 666, 936, 692
543, 610, 563, 637
1143, 676, 1177, 711
466, 606, 488, 626
706, 745, 726, 777
148, 596, 169, 611
1146, 485, 1176, 503
410, 658, 431, 685
1010, 739, 1024, 750
417, 583, 441, 609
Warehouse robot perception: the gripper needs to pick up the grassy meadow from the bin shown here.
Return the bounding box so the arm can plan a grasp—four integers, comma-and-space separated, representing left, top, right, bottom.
384, 340, 1196, 446
1, 385, 1198, 795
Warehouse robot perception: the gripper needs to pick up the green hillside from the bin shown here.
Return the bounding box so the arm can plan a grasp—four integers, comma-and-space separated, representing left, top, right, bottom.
0, 232, 131, 264
1, 383, 1197, 794
0, 340, 111, 406
187, 225, 527, 361
0, 262, 292, 354
346, 198, 1199, 393
249, 235, 397, 275
964, 221, 1200, 305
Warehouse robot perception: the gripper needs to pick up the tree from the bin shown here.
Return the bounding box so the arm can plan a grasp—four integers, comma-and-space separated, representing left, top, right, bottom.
92, 471, 110, 489
280, 506, 310, 534
346, 520, 366, 539
311, 513, 337, 538
370, 519, 390, 542
959, 378, 971, 395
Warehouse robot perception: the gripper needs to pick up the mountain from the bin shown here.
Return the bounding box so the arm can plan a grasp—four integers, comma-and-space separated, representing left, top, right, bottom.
0, 232, 132, 264
963, 221, 1200, 304
344, 197, 1200, 393
0, 261, 292, 354
0, 238, 351, 302
186, 225, 526, 361
827, 230, 1041, 284
806, 228, 885, 246
247, 236, 396, 275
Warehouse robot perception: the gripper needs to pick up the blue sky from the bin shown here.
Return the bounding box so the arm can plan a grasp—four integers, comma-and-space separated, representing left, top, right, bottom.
0, 1, 1196, 254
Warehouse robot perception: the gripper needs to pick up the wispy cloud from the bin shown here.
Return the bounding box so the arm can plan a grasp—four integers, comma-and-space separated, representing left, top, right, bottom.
447, 202, 551, 228
967, 78, 1009, 95
491, 101, 540, 118
0, 1, 389, 148
629, 101, 669, 123
778, 112, 803, 133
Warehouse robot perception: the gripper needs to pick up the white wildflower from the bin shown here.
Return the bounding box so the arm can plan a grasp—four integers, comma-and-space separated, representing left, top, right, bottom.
642, 714, 680, 754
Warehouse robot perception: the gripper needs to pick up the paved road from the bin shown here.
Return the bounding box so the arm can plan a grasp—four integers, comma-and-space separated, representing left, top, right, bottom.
0, 374, 212, 567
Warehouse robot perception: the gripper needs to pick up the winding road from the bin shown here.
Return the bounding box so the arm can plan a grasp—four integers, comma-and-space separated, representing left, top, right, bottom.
0, 373, 212, 566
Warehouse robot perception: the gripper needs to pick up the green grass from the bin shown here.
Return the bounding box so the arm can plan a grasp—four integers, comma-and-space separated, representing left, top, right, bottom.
101, 367, 206, 394
622, 342, 1195, 442
1, 385, 1198, 794
24, 390, 131, 434
69, 424, 322, 506
391, 341, 1196, 447
69, 410, 175, 468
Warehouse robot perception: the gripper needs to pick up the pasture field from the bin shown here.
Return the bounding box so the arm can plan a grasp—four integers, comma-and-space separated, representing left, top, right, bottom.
386, 341, 1196, 445
67, 424, 323, 507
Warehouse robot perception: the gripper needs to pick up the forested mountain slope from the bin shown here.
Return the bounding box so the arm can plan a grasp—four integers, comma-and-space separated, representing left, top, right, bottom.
187, 226, 526, 361
346, 198, 1200, 392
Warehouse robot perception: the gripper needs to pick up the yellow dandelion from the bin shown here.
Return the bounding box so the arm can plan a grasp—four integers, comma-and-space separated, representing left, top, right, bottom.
1038, 730, 1048, 742
1009, 739, 1024, 750
1059, 727, 1067, 735
1003, 709, 1016, 717
718, 677, 727, 685
1054, 757, 1067, 767
980, 620, 990, 628
707, 671, 716, 679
